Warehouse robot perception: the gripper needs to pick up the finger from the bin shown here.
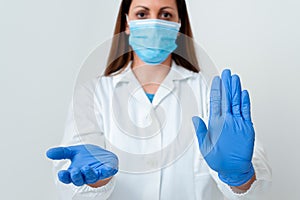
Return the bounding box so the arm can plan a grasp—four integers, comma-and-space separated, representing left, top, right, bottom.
231, 75, 242, 117
210, 76, 221, 117
70, 168, 85, 186
99, 166, 118, 180
192, 116, 208, 145
46, 147, 73, 160
192, 116, 214, 158
58, 170, 71, 184
81, 166, 99, 184
221, 69, 232, 114
241, 90, 252, 122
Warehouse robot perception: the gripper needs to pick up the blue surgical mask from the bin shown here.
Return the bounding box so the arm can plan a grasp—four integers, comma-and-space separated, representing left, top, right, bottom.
127, 17, 181, 65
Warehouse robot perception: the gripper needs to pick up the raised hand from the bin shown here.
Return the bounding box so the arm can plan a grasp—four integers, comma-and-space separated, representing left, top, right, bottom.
192, 69, 255, 186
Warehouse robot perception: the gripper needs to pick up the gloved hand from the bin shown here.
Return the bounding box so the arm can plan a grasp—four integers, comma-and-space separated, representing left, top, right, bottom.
46, 144, 118, 186
192, 69, 255, 186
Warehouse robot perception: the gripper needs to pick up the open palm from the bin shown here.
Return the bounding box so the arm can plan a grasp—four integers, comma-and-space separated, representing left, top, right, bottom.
193, 69, 255, 186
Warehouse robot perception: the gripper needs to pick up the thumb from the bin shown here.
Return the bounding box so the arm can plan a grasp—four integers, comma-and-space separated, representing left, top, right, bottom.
192, 116, 208, 145
46, 147, 73, 160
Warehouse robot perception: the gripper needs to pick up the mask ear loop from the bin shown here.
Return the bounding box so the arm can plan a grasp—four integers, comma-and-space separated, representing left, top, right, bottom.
125, 14, 129, 25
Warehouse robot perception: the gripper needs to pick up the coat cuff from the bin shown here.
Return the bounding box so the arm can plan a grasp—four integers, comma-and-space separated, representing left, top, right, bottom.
211, 165, 271, 200
73, 176, 116, 194
56, 174, 116, 200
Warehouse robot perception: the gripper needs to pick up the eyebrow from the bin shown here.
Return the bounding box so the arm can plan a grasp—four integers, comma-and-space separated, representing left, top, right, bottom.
133, 6, 175, 11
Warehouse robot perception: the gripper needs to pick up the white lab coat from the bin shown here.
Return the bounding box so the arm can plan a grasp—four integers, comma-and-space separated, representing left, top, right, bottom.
53, 60, 272, 200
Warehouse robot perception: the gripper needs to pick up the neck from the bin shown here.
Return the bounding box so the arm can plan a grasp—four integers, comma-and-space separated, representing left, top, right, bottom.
131, 53, 172, 94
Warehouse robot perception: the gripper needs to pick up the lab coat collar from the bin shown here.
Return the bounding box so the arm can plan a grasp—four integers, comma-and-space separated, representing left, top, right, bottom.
111, 60, 195, 107
112, 60, 195, 88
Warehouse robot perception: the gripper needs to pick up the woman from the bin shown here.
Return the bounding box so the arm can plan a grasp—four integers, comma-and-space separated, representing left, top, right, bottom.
46, 0, 272, 199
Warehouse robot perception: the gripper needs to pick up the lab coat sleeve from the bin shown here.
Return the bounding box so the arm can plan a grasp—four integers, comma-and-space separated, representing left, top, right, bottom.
209, 138, 272, 199
52, 78, 116, 200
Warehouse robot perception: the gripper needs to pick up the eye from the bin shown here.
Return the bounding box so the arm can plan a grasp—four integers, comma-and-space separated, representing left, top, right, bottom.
136, 12, 147, 19
160, 12, 172, 19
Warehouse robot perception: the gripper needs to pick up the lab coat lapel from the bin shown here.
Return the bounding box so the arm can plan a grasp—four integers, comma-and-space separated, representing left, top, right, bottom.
151, 70, 175, 108
126, 66, 177, 108
112, 60, 194, 108
152, 62, 188, 107
127, 68, 153, 106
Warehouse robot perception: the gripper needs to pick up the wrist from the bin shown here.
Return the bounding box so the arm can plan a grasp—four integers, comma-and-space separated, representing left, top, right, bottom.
87, 176, 113, 188
230, 173, 256, 193
218, 163, 255, 187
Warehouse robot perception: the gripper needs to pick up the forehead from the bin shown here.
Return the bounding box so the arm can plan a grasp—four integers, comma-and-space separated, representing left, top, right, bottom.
130, 0, 177, 9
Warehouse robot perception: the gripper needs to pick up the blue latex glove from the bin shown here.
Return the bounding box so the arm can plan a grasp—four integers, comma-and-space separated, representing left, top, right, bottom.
46, 144, 118, 186
192, 69, 255, 186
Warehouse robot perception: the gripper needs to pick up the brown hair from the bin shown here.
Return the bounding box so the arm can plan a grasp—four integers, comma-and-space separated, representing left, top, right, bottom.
104, 0, 199, 76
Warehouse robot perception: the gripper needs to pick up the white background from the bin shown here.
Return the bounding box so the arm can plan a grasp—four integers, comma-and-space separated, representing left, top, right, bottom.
0, 0, 299, 199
